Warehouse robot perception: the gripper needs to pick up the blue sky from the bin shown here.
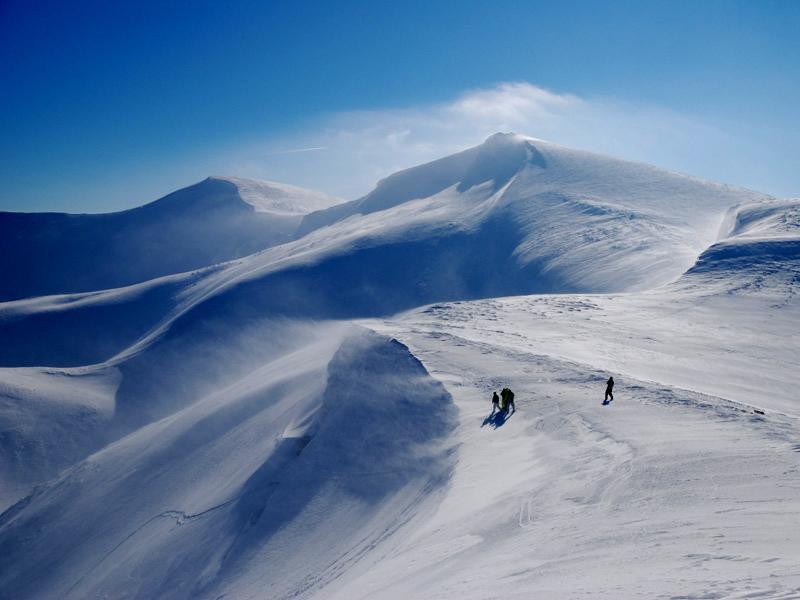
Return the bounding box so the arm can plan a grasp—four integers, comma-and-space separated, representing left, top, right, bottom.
1, 0, 798, 212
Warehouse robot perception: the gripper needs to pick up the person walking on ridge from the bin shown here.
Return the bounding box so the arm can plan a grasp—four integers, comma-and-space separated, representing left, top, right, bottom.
491, 391, 500, 414
605, 376, 614, 403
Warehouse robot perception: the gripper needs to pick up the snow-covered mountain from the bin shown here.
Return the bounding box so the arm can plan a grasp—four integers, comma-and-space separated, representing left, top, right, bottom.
0, 134, 772, 368
0, 177, 342, 301
299, 132, 771, 291
1, 135, 798, 599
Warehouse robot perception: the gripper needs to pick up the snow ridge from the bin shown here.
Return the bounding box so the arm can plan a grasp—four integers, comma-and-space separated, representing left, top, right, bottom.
217, 176, 342, 215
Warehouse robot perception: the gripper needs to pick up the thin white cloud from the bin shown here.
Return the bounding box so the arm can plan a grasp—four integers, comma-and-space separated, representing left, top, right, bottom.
219, 82, 783, 199
268, 146, 328, 155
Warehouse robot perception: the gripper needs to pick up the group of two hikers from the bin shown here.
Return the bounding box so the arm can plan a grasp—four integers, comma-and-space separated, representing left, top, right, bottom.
491, 387, 516, 414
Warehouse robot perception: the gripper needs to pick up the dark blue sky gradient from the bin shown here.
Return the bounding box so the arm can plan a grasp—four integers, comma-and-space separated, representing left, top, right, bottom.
1, 0, 798, 211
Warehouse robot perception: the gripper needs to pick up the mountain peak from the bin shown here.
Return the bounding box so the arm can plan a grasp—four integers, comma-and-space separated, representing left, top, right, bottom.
483, 131, 523, 144
456, 132, 542, 192
211, 176, 342, 215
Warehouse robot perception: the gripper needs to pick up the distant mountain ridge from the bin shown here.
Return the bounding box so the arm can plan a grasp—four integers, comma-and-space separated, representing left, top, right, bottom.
0, 177, 342, 301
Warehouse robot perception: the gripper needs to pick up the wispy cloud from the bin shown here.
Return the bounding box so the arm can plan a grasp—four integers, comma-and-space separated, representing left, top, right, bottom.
219, 82, 778, 199
268, 146, 328, 155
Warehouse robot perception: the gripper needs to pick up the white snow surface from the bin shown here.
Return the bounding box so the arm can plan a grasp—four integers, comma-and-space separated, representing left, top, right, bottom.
729, 199, 800, 240
1, 135, 798, 599
221, 176, 342, 215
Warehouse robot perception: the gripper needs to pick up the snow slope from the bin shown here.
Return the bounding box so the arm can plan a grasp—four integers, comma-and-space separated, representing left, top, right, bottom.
682, 199, 800, 298
384, 199, 800, 415
0, 177, 342, 300
356, 308, 800, 599
0, 135, 797, 599
0, 319, 340, 510
299, 132, 772, 291
0, 327, 456, 599
0, 365, 120, 509
318, 200, 800, 598
3, 226, 797, 597
0, 134, 772, 367
327, 198, 800, 597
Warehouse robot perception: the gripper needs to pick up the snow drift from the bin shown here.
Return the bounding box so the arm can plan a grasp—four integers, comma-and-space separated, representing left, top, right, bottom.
679, 199, 800, 297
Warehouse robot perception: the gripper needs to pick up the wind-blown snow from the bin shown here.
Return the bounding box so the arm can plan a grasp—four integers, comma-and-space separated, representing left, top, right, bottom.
0, 327, 455, 599
0, 134, 798, 599
729, 199, 800, 240
223, 176, 343, 215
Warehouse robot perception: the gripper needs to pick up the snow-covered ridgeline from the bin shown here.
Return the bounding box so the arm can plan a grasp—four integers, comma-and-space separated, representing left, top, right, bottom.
0, 134, 773, 369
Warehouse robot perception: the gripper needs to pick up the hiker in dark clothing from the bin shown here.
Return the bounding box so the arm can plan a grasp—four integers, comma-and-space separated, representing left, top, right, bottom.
605, 377, 614, 402
500, 387, 509, 412
507, 388, 515, 413
491, 391, 500, 414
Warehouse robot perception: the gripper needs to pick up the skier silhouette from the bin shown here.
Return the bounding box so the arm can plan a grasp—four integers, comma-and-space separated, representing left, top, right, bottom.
491, 391, 500, 414
604, 377, 614, 403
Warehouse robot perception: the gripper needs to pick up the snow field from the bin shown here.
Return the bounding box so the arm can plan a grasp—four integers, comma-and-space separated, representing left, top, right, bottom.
353, 317, 800, 599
